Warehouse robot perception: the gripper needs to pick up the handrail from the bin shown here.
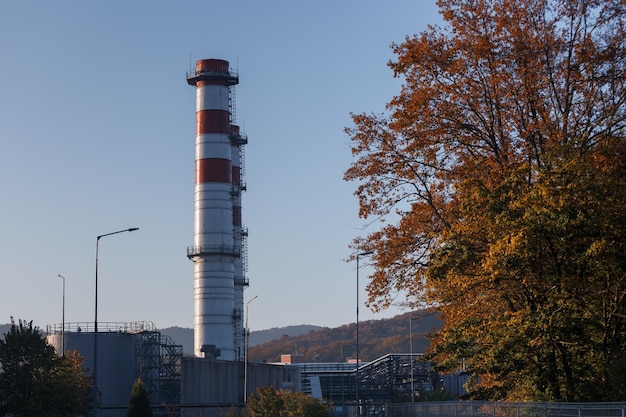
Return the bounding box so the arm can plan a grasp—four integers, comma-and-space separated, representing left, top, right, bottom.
187, 244, 240, 258
46, 321, 157, 334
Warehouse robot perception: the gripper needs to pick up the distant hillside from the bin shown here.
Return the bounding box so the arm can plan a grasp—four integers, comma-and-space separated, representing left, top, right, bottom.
0, 321, 48, 338
0, 322, 321, 356
159, 324, 322, 355
0, 323, 10, 338
250, 325, 323, 346
248, 309, 441, 363
0, 321, 49, 340
1, 311, 441, 363
159, 326, 193, 353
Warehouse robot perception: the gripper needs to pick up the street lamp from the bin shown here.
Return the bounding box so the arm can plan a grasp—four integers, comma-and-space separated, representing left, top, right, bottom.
93, 227, 139, 417
409, 315, 420, 402
58, 274, 65, 356
355, 250, 373, 417
244, 295, 258, 413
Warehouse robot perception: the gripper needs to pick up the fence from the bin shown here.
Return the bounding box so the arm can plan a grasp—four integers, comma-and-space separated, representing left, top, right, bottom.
386, 402, 626, 417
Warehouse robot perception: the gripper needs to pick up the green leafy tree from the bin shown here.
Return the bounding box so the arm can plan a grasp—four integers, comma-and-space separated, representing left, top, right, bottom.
247, 386, 329, 417
280, 390, 330, 417
0, 318, 92, 416
248, 386, 284, 417
345, 0, 626, 401
126, 378, 153, 417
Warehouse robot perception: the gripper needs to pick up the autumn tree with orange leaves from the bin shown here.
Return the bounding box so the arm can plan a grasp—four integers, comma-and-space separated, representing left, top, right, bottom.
345, 0, 626, 401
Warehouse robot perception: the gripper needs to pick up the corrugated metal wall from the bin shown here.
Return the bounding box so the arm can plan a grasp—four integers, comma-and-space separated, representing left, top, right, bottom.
181, 357, 300, 404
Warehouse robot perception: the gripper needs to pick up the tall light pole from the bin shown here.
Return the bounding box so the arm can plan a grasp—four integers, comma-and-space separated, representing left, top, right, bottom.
58, 274, 65, 356
244, 295, 258, 413
355, 251, 373, 417
94, 227, 138, 417
409, 315, 419, 402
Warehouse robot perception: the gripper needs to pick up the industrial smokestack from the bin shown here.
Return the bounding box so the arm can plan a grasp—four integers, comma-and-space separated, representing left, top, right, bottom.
231, 123, 249, 360
186, 59, 247, 360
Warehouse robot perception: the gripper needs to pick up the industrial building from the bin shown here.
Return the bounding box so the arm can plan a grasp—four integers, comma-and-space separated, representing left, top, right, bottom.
47, 321, 465, 417
45, 58, 463, 417
47, 322, 183, 410
47, 321, 300, 416
277, 353, 467, 416
46, 59, 299, 416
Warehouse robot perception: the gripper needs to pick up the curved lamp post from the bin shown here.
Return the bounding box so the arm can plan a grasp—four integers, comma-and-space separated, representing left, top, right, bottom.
355, 251, 373, 417
93, 227, 139, 416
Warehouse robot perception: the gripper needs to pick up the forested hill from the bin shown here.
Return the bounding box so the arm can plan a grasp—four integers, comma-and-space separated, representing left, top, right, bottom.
248, 310, 441, 364
159, 324, 323, 355
0, 323, 323, 356
1, 310, 441, 363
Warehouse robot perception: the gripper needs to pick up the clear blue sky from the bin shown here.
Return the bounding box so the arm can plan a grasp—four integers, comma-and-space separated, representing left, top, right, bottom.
0, 1, 441, 331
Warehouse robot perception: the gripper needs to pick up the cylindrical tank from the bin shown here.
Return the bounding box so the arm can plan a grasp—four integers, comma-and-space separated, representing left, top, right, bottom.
48, 329, 137, 409
187, 59, 239, 360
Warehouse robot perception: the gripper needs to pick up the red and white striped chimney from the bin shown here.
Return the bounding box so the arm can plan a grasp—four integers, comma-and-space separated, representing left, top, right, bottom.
186, 59, 242, 360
